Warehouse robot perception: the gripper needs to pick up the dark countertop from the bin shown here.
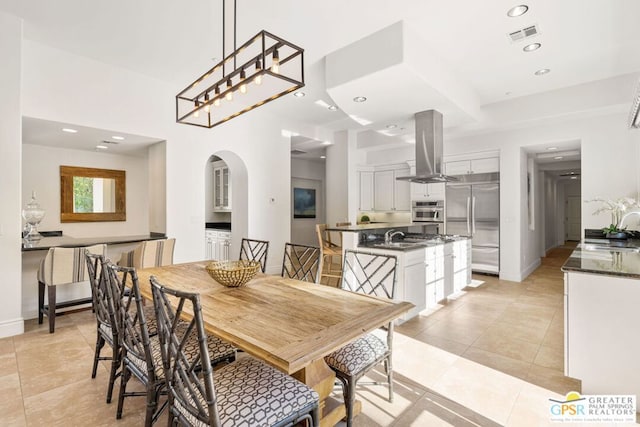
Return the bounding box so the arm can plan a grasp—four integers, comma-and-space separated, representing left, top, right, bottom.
358, 235, 470, 252
22, 233, 167, 251
326, 223, 417, 232
561, 238, 640, 278
205, 222, 231, 230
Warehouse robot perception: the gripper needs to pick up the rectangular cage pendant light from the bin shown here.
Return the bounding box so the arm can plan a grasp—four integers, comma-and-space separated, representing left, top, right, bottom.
176, 30, 304, 128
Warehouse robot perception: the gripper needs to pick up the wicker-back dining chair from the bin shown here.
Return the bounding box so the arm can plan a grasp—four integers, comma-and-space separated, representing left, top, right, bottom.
151, 277, 320, 427
281, 243, 321, 283
239, 238, 269, 272
102, 261, 165, 426
103, 261, 236, 426
85, 249, 121, 404
324, 249, 398, 427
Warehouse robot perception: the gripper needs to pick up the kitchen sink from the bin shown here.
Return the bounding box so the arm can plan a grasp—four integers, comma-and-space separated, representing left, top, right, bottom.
581, 243, 640, 253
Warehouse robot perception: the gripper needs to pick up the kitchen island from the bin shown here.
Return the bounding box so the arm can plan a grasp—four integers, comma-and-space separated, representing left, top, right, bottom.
327, 223, 472, 322
561, 239, 640, 400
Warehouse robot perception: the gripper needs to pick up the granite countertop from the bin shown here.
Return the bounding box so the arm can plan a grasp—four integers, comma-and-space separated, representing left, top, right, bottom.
326, 223, 417, 232
561, 239, 640, 278
205, 222, 231, 230
22, 233, 166, 251
358, 234, 470, 252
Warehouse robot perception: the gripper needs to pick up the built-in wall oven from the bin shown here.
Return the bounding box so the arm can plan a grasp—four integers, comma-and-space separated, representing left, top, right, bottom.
412, 200, 444, 234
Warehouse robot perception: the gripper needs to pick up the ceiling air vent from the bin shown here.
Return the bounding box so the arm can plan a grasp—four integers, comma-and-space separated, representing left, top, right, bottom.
290, 149, 307, 155
559, 172, 581, 177
101, 140, 120, 145
508, 25, 539, 42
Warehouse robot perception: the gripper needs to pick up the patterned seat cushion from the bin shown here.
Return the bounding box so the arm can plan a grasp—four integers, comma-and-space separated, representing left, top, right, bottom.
173, 356, 319, 427
127, 323, 236, 381
324, 330, 389, 375
98, 322, 114, 346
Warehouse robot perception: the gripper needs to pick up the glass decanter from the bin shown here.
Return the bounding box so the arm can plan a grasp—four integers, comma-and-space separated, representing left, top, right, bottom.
22, 191, 45, 241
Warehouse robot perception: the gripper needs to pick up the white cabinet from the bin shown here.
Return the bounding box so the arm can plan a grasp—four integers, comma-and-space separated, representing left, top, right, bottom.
213, 161, 231, 211
452, 239, 472, 294
445, 157, 499, 175
204, 229, 231, 260
411, 182, 445, 201
373, 168, 410, 212
425, 243, 455, 307
359, 171, 374, 211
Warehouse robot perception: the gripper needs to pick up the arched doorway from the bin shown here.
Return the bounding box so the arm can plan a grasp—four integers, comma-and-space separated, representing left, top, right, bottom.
204, 151, 248, 259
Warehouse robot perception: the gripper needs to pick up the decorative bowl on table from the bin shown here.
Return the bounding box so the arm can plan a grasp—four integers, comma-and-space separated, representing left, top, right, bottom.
205, 260, 261, 287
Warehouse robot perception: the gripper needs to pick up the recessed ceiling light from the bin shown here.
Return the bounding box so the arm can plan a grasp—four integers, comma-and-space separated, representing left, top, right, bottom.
96, 145, 108, 150
62, 128, 78, 133
570, 176, 578, 180
322, 141, 332, 145
386, 124, 397, 129
293, 91, 305, 97
523, 43, 541, 52
320, 155, 326, 159
554, 156, 563, 160
111, 135, 125, 140
535, 68, 551, 76
546, 147, 558, 151
353, 96, 367, 103
328, 105, 338, 111
507, 5, 529, 17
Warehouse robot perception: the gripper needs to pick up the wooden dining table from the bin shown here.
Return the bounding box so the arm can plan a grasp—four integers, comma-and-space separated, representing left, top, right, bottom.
137, 261, 414, 427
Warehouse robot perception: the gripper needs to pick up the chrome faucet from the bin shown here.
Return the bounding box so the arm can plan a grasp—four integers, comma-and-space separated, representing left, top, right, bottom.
384, 230, 405, 244
618, 211, 640, 230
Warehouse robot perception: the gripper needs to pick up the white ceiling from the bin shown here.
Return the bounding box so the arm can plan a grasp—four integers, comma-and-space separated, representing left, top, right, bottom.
3, 0, 640, 150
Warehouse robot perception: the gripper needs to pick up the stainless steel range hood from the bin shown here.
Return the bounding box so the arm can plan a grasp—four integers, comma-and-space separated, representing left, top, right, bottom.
396, 110, 457, 183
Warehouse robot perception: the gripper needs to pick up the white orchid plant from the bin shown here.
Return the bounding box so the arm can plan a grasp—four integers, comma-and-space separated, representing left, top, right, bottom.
587, 197, 640, 233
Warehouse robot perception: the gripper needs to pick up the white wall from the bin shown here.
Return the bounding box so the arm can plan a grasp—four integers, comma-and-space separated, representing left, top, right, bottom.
291, 158, 325, 246
326, 130, 358, 225
22, 144, 150, 237
0, 12, 24, 337
148, 141, 167, 233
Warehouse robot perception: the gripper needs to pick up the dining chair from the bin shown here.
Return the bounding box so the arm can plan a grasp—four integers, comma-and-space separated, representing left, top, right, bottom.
103, 261, 236, 426
38, 244, 107, 333
151, 277, 320, 427
117, 238, 176, 269
281, 243, 321, 283
85, 249, 122, 404
315, 224, 343, 287
324, 249, 398, 427
238, 237, 269, 272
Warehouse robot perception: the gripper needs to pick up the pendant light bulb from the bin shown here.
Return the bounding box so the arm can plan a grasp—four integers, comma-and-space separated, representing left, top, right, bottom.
239, 69, 247, 94
204, 93, 210, 113
225, 79, 233, 101
193, 100, 200, 118
271, 49, 280, 74
254, 59, 263, 85
213, 86, 221, 107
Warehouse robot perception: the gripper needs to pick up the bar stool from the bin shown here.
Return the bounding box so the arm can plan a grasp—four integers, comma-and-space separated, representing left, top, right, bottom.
316, 224, 344, 287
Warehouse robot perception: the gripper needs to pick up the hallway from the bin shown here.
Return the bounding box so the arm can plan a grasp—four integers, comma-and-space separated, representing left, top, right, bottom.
396, 243, 580, 395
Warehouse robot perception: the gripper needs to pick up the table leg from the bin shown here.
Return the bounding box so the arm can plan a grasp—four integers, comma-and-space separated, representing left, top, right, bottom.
293, 359, 361, 427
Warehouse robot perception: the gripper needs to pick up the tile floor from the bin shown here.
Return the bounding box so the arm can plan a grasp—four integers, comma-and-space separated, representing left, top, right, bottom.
1, 244, 637, 426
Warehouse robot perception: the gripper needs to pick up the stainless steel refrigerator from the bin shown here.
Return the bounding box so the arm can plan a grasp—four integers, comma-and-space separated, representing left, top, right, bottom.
445, 173, 499, 274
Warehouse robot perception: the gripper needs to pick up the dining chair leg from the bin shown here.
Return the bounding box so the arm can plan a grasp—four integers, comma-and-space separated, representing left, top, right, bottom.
92, 334, 106, 378
116, 365, 131, 418
106, 347, 120, 404
47, 286, 56, 333
143, 381, 158, 427
385, 355, 394, 403
38, 281, 44, 324
345, 375, 356, 427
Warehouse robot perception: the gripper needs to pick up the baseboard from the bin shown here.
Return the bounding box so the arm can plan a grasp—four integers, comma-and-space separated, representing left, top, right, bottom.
0, 317, 24, 338
520, 258, 542, 281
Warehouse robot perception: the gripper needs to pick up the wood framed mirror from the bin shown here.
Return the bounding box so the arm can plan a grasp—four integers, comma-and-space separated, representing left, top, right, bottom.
60, 165, 126, 222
